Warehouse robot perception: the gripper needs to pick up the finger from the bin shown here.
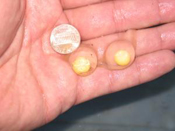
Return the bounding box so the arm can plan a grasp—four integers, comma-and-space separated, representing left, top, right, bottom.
65, 0, 175, 40
76, 50, 175, 104
45, 23, 175, 75
61, 0, 110, 9
82, 22, 175, 60
137, 22, 175, 55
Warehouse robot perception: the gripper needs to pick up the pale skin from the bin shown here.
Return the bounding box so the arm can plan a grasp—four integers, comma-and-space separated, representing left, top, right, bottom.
0, 0, 175, 130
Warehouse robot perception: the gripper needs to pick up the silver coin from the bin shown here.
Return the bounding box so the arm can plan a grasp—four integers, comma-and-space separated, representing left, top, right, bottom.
50, 24, 81, 54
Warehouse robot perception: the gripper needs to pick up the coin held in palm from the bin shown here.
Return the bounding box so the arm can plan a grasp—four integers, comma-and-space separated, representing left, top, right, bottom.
50, 24, 81, 54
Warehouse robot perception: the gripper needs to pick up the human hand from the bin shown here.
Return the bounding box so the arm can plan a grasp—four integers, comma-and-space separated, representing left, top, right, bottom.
0, 0, 175, 130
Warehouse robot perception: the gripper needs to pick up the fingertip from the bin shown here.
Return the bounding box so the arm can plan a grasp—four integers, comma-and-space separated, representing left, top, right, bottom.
163, 50, 175, 69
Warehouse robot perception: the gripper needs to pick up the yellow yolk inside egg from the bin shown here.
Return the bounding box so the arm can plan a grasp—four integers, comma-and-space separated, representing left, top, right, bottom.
114, 50, 131, 66
72, 57, 91, 74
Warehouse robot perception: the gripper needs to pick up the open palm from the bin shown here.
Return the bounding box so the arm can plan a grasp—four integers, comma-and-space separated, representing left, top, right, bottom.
0, 0, 175, 130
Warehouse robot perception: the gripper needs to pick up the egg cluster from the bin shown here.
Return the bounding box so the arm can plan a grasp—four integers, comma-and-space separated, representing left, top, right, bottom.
68, 40, 135, 76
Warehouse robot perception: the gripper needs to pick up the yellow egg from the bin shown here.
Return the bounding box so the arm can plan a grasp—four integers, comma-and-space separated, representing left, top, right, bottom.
72, 57, 91, 74
114, 50, 131, 66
